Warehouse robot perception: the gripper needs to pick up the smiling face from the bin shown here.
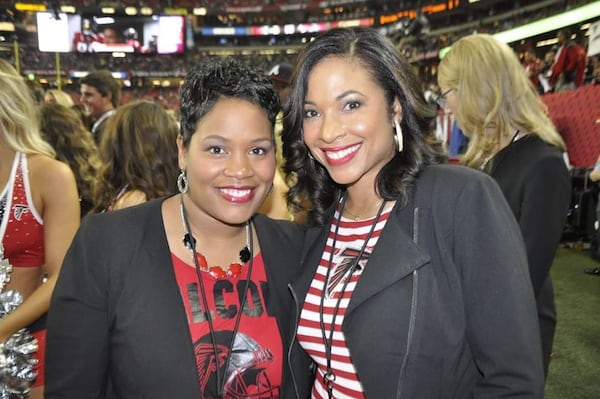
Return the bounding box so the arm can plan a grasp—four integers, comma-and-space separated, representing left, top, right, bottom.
178, 97, 276, 226
80, 83, 112, 119
302, 56, 399, 192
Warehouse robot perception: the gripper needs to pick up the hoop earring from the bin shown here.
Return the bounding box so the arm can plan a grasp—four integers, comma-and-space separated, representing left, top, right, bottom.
393, 120, 403, 153
177, 170, 189, 194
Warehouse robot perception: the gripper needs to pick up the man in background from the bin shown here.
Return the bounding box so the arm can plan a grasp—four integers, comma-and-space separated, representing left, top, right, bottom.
80, 70, 121, 144
550, 29, 587, 91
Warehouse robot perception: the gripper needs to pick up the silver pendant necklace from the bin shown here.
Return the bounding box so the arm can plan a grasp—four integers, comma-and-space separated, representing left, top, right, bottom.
179, 193, 254, 396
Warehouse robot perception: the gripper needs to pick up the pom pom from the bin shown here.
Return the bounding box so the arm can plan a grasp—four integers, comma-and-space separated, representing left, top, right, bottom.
0, 245, 38, 398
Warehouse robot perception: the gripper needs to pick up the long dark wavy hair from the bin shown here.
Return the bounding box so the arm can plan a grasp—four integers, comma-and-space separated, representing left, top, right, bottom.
92, 100, 179, 212
40, 103, 102, 216
282, 27, 446, 226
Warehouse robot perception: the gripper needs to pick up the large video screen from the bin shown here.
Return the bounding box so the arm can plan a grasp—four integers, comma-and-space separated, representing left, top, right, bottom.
73, 14, 185, 54
36, 12, 81, 53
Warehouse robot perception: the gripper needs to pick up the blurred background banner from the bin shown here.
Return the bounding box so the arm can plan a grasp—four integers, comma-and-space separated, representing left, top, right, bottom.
588, 19, 600, 56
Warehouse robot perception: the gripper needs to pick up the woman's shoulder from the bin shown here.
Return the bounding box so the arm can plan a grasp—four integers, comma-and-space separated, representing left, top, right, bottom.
419, 163, 494, 187
513, 135, 569, 173
82, 198, 165, 236
27, 154, 78, 203
112, 189, 148, 211
28, 154, 74, 183
415, 163, 504, 209
513, 134, 564, 157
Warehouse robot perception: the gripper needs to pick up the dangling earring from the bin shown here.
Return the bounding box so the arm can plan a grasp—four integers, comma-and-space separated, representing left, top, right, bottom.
393, 120, 403, 153
177, 170, 189, 194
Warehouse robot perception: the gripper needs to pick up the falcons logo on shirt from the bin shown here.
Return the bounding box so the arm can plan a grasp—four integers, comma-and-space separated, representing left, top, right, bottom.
194, 331, 279, 398
12, 205, 29, 221
327, 247, 371, 297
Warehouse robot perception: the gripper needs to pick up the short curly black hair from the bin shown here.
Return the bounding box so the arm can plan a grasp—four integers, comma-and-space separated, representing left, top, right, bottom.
179, 57, 280, 148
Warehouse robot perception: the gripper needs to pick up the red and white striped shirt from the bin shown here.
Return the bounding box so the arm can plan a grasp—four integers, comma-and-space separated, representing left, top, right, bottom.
297, 207, 391, 398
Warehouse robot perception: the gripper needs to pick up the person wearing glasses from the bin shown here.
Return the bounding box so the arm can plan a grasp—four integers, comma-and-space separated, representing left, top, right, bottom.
283, 27, 544, 398
437, 91, 469, 160
438, 33, 571, 379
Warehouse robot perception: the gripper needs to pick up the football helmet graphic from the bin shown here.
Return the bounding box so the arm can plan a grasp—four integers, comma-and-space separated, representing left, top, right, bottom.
194, 330, 280, 398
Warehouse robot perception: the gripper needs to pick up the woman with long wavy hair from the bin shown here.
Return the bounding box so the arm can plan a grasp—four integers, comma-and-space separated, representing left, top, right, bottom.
40, 102, 102, 216
91, 100, 179, 212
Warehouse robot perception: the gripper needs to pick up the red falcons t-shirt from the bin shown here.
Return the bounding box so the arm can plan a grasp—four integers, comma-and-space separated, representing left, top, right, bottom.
171, 252, 283, 399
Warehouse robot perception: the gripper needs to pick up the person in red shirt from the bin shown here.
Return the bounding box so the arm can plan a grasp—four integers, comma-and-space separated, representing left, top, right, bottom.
524, 48, 543, 93
550, 29, 587, 91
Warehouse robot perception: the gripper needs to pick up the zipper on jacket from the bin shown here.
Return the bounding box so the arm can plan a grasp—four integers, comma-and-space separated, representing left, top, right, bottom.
287, 283, 302, 399
397, 270, 418, 398
396, 206, 420, 398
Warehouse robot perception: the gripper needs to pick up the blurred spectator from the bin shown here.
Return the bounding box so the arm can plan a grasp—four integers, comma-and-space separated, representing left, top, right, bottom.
448, 119, 469, 158
587, 155, 600, 273
524, 48, 543, 93
539, 48, 557, 93
550, 29, 587, 91
25, 79, 45, 105
70, 103, 92, 129
260, 62, 294, 220
80, 69, 121, 144
585, 55, 600, 85
91, 100, 179, 212
44, 89, 74, 108
268, 62, 293, 106
40, 103, 102, 216
423, 82, 439, 106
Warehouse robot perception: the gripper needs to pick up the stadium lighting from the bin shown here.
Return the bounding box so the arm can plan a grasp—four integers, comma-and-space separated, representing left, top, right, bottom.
439, 0, 600, 58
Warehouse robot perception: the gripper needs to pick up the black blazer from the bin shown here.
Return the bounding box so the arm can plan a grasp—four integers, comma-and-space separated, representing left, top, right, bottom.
45, 197, 306, 398
289, 164, 544, 398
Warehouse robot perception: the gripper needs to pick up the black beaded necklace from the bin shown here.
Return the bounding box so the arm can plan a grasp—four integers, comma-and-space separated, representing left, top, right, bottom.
179, 194, 254, 397
318, 194, 387, 398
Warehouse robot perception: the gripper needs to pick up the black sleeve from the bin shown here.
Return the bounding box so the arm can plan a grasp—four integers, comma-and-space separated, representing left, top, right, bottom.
520, 155, 571, 295
453, 174, 545, 398
45, 217, 111, 398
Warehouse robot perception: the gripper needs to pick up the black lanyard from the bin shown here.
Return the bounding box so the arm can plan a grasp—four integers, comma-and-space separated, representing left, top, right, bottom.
318, 194, 387, 398
180, 194, 254, 397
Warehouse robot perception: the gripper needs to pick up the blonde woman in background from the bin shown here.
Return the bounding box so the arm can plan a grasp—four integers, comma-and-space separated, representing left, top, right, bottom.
44, 89, 74, 108
438, 33, 571, 378
91, 100, 179, 212
0, 59, 80, 398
